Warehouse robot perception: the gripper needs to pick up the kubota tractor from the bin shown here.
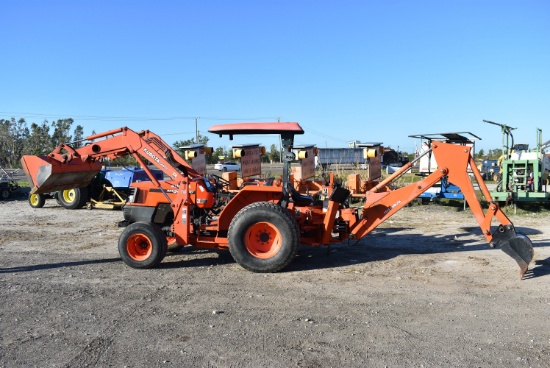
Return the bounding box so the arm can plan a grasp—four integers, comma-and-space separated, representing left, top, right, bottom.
21, 123, 535, 278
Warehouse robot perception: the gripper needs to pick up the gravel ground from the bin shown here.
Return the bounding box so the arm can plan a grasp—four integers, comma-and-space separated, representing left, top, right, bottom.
1, 196, 549, 367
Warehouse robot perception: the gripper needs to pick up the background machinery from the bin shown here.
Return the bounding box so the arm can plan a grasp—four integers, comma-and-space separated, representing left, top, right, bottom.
0, 166, 21, 200
408, 132, 480, 205
316, 146, 409, 171
21, 123, 534, 278
27, 167, 164, 210
484, 119, 550, 205
478, 159, 500, 181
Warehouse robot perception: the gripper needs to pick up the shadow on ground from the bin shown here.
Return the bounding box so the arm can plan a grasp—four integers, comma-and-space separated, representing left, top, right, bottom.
3, 226, 548, 279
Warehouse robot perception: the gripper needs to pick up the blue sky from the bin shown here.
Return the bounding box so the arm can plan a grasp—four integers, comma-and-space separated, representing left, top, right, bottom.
2, 0, 549, 154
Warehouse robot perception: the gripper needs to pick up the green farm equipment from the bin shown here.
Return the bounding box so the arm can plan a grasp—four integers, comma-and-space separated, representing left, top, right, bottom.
484, 120, 550, 205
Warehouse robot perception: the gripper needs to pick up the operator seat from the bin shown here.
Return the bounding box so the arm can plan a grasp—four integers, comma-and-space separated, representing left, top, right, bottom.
288, 184, 313, 205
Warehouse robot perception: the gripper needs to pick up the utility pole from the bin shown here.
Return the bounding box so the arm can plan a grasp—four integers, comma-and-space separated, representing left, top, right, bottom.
195, 117, 199, 144
278, 117, 282, 163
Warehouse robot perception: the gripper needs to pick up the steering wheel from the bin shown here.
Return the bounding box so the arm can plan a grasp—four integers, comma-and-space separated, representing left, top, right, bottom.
210, 174, 232, 190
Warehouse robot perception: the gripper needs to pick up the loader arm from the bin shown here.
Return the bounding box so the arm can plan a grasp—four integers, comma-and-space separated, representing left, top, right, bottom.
22, 127, 200, 194
349, 141, 534, 278
21, 126, 203, 247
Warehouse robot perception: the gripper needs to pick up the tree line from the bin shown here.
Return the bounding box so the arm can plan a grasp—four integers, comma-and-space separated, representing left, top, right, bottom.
0, 117, 84, 168
0, 117, 283, 169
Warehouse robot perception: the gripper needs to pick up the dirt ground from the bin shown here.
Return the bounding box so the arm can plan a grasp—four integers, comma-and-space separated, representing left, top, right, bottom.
1, 195, 549, 368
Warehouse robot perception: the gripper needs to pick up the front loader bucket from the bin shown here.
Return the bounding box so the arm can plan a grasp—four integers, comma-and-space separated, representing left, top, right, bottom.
493, 228, 535, 278
21, 155, 102, 194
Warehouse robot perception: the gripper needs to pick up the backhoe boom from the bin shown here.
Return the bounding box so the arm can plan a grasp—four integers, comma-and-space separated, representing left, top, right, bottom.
349, 142, 533, 278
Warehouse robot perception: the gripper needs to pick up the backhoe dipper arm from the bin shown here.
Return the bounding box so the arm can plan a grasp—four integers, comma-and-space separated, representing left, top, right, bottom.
348, 141, 534, 278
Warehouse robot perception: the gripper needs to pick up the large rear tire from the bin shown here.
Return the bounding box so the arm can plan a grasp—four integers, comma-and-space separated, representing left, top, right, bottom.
28, 193, 46, 208
228, 202, 299, 273
57, 187, 89, 209
118, 222, 168, 269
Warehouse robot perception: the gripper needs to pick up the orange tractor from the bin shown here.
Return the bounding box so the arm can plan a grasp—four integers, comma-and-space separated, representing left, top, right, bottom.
21, 122, 534, 277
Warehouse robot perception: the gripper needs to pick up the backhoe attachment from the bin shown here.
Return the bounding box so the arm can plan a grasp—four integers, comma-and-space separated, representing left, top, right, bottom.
349, 141, 534, 278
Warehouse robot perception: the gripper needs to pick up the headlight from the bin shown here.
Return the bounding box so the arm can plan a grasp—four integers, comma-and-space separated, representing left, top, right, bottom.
127, 187, 138, 203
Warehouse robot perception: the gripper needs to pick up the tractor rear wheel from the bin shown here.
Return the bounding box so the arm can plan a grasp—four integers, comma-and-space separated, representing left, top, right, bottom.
57, 187, 89, 209
228, 202, 299, 273
28, 193, 46, 208
118, 222, 167, 269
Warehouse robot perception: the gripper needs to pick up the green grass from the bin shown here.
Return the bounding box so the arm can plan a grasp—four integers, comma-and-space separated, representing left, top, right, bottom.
497, 201, 550, 215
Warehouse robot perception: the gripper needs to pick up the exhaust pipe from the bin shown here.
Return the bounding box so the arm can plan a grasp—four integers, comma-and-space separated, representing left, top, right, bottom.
21, 155, 102, 194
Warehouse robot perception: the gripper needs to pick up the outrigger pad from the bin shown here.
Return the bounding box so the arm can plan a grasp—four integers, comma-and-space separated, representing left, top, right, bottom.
493, 228, 534, 279
21, 155, 102, 194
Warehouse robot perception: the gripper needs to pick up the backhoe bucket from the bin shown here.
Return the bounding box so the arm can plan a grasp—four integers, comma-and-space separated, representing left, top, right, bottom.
493, 229, 535, 278
21, 155, 102, 195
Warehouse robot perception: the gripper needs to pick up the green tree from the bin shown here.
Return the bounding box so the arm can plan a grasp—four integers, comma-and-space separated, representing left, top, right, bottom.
173, 131, 216, 163
213, 147, 225, 160
268, 144, 280, 163
72, 125, 85, 148
476, 148, 485, 160
24, 120, 52, 156
226, 148, 234, 161
207, 146, 226, 165
173, 131, 209, 149
487, 148, 502, 160
51, 118, 74, 146
109, 156, 139, 168
0, 118, 29, 167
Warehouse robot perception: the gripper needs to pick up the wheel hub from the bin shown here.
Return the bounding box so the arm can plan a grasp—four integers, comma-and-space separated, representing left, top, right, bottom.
258, 232, 270, 243
127, 233, 153, 260
244, 221, 282, 259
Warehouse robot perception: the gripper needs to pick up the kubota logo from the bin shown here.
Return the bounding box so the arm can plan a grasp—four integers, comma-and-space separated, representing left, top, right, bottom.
384, 200, 401, 215
143, 148, 168, 170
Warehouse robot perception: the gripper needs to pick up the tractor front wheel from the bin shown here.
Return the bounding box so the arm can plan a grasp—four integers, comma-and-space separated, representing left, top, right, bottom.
167, 237, 184, 252
228, 202, 299, 273
118, 222, 168, 269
